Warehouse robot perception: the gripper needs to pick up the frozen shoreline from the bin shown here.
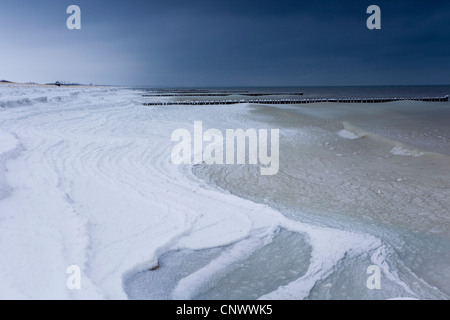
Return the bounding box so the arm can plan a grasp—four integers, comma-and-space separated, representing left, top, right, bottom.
0, 84, 448, 299
0, 85, 298, 299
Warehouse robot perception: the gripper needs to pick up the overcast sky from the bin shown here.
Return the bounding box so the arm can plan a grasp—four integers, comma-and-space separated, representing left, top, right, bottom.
0, 0, 449, 86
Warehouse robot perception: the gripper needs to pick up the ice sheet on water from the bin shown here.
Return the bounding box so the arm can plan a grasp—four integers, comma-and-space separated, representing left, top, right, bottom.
390, 146, 426, 157
338, 129, 361, 140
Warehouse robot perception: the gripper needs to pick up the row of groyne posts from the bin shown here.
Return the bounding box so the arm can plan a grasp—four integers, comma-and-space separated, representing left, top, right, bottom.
143, 95, 449, 106
142, 92, 305, 97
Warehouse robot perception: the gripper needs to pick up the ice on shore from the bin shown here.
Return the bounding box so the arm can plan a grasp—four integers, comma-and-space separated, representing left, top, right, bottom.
0, 84, 448, 300
0, 84, 296, 299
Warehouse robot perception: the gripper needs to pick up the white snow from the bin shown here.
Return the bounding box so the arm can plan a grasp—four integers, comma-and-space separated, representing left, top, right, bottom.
0, 130, 18, 152
0, 84, 416, 299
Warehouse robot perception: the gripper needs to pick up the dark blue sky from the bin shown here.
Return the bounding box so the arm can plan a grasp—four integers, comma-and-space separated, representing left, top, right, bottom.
1, 0, 449, 86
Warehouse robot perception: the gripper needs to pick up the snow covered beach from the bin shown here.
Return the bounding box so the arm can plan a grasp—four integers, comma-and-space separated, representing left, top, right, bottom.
0, 83, 449, 299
